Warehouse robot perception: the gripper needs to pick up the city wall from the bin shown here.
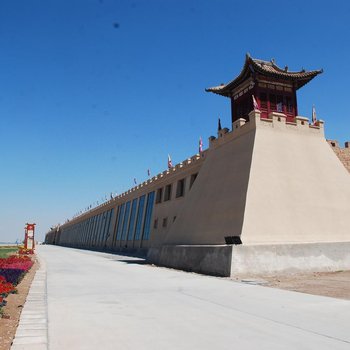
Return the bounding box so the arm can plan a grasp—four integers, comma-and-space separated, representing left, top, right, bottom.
327, 140, 350, 173
46, 111, 350, 276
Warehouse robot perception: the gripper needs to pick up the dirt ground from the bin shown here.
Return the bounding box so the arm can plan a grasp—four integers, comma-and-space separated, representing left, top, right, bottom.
236, 270, 350, 300
0, 258, 38, 350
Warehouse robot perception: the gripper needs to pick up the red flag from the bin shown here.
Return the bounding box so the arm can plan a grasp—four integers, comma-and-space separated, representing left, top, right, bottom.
312, 105, 317, 124
168, 154, 173, 169
252, 95, 259, 110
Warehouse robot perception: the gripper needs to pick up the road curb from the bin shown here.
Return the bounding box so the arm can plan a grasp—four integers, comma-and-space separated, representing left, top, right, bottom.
11, 254, 48, 350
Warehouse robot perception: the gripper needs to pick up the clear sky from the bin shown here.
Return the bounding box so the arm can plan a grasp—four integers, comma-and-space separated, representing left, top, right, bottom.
1, 0, 349, 242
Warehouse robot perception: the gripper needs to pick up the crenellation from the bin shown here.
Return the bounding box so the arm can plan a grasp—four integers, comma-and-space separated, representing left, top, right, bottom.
218, 127, 229, 138
295, 116, 309, 126
327, 139, 350, 173
232, 118, 246, 130
209, 136, 216, 147
269, 111, 287, 123
60, 146, 207, 227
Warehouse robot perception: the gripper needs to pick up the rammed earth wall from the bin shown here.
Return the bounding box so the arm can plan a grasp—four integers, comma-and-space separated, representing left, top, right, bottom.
327, 140, 350, 173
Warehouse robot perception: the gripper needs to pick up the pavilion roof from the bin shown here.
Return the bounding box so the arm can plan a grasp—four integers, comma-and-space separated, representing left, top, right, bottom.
206, 54, 323, 97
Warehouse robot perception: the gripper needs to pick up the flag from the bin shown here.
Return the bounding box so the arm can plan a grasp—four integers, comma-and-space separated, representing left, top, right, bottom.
133, 178, 137, 185
199, 136, 203, 153
218, 117, 222, 131
252, 95, 259, 110
312, 105, 317, 124
168, 154, 173, 169
147, 169, 151, 177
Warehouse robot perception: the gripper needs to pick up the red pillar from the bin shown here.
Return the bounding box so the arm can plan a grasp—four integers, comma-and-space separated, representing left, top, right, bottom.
24, 223, 36, 253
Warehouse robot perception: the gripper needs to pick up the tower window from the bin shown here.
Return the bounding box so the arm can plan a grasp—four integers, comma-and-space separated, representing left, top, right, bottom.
190, 173, 198, 189
176, 178, 186, 198
164, 184, 172, 201
153, 219, 158, 229
156, 188, 163, 204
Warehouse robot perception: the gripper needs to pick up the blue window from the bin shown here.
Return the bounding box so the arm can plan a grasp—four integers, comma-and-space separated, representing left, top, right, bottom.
92, 215, 99, 244
97, 213, 106, 245
94, 214, 102, 245
142, 191, 155, 240
116, 203, 125, 241
103, 208, 114, 244
82, 220, 87, 244
134, 195, 146, 240
93, 216, 99, 244
88, 216, 96, 245
121, 201, 131, 240
100, 210, 108, 244
100, 212, 108, 244
127, 199, 138, 241
87, 219, 91, 243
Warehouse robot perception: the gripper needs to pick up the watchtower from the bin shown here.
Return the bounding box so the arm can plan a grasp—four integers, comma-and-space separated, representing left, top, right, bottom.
206, 54, 322, 123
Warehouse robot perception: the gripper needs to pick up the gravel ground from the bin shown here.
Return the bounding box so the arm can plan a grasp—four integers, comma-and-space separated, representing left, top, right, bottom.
235, 270, 350, 300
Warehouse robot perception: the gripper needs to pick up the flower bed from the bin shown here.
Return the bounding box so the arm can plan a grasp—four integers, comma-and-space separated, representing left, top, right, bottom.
0, 254, 33, 316
0, 256, 33, 285
0, 276, 16, 295
0, 256, 33, 272
0, 275, 16, 315
0, 269, 26, 285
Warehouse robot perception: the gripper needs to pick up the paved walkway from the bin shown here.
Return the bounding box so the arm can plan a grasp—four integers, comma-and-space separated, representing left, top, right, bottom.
13, 245, 350, 349
11, 256, 48, 350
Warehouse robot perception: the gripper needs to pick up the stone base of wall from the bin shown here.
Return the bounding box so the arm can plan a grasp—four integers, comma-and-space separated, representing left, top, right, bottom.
230, 242, 350, 275
147, 245, 233, 277
147, 242, 350, 277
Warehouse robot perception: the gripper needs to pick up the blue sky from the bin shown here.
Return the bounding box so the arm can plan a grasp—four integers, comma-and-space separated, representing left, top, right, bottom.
1, 0, 349, 242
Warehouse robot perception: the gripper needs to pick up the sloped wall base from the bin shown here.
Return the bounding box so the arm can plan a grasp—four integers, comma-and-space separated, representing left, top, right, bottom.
231, 242, 350, 276
147, 245, 232, 277
147, 242, 350, 277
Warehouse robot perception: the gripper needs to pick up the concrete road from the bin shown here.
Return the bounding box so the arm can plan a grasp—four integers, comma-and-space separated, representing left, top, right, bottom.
37, 245, 350, 350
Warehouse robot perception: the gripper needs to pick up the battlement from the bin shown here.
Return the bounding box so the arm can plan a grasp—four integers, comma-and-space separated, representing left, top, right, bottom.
116, 151, 206, 197
62, 149, 207, 227
327, 139, 350, 173
209, 110, 325, 148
